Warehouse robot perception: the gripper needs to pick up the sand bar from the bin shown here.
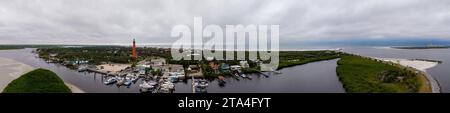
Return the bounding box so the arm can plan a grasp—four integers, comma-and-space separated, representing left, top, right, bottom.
0, 57, 85, 93
0, 57, 35, 92
372, 57, 440, 93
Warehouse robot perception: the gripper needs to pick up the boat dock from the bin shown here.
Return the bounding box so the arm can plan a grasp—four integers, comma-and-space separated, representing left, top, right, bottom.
191, 74, 196, 93
86, 68, 117, 76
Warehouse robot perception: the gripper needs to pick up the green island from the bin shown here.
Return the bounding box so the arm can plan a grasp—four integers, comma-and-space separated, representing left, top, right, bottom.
336, 55, 430, 93
3, 68, 71, 93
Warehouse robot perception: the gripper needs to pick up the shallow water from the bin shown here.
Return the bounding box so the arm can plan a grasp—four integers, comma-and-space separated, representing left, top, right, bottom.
174, 59, 345, 93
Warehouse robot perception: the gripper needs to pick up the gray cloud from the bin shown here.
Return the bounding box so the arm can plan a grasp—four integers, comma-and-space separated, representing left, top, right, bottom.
0, 0, 450, 45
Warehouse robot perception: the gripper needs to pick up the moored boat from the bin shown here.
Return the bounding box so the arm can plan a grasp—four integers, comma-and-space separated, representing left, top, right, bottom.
124, 79, 132, 86
116, 77, 125, 86
139, 80, 157, 92
77, 66, 87, 72
103, 77, 117, 85
194, 79, 209, 88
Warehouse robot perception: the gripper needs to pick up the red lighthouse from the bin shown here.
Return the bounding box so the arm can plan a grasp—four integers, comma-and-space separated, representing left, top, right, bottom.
132, 39, 137, 59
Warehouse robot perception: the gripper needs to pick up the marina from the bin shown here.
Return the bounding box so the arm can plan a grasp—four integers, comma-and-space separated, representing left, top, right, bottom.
0, 48, 346, 93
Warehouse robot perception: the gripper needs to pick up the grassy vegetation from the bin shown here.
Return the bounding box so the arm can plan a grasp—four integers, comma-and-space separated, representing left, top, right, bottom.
277, 51, 341, 70
0, 45, 25, 50
3, 68, 71, 93
336, 55, 425, 93
38, 46, 170, 65
0, 45, 63, 50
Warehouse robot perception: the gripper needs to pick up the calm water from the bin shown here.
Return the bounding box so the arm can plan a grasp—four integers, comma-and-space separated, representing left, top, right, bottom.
344, 47, 450, 93
0, 48, 141, 93
174, 59, 345, 93
0, 48, 345, 93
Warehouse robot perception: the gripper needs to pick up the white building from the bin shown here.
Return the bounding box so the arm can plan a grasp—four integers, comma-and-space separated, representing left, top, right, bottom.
239, 61, 249, 68
151, 58, 166, 67
230, 65, 241, 71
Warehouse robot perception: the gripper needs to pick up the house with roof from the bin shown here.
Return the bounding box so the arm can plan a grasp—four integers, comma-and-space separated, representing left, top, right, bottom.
220, 63, 230, 72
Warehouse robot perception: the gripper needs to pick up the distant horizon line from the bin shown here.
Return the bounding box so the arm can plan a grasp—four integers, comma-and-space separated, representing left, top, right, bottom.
1, 43, 450, 46
1, 38, 450, 47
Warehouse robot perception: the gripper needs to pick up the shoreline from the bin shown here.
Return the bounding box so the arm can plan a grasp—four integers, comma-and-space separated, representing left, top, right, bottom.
372, 57, 440, 93
0, 56, 85, 93
65, 83, 86, 93
0, 57, 35, 92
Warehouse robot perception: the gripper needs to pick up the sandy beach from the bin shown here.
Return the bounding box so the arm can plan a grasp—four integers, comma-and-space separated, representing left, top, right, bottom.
65, 83, 85, 93
374, 58, 438, 71
0, 57, 85, 93
97, 63, 130, 74
372, 57, 440, 93
0, 57, 35, 92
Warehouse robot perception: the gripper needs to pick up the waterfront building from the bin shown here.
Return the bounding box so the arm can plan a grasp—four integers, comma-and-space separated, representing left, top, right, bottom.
150, 58, 166, 67
208, 62, 220, 74
209, 62, 219, 70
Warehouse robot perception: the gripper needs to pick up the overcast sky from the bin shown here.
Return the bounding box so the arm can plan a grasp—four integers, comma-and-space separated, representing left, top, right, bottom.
1, 0, 450, 45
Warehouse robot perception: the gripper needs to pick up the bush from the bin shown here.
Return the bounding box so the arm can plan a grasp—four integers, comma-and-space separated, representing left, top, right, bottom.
3, 68, 71, 93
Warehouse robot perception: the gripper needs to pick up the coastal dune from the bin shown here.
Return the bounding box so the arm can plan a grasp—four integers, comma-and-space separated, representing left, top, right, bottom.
0, 57, 35, 92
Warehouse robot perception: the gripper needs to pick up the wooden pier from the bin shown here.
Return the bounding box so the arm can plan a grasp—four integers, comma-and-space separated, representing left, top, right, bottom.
86, 68, 117, 76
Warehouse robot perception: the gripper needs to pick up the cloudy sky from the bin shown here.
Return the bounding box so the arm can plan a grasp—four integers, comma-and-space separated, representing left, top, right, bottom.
1, 0, 450, 45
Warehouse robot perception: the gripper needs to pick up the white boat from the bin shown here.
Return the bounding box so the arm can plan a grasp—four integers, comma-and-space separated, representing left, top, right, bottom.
124, 79, 132, 86
103, 77, 117, 85
160, 82, 175, 90
195, 79, 209, 88
139, 80, 158, 92
77, 66, 87, 72
273, 71, 282, 74
159, 88, 171, 93
240, 73, 247, 78
195, 82, 208, 88
148, 81, 158, 86
116, 77, 125, 85
234, 73, 240, 78
139, 82, 155, 89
